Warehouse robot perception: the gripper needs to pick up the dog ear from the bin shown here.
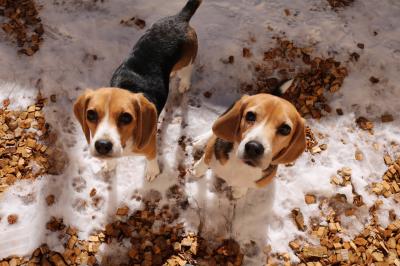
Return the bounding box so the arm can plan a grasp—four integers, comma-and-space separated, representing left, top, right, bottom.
133, 94, 158, 152
212, 96, 247, 142
272, 116, 306, 164
73, 90, 93, 143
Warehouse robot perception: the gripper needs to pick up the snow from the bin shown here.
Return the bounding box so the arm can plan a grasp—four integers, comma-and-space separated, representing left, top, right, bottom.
0, 0, 399, 264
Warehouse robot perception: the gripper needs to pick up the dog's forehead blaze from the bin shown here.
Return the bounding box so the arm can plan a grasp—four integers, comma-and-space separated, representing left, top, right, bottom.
109, 90, 140, 147
239, 95, 299, 140
84, 88, 139, 145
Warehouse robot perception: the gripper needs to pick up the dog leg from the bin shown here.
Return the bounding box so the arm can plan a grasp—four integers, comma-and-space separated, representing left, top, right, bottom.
191, 155, 208, 178
231, 186, 248, 199
193, 130, 213, 150
176, 62, 194, 93
145, 156, 160, 182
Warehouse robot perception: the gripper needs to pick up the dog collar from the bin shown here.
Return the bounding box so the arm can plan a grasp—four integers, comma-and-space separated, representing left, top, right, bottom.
255, 164, 278, 188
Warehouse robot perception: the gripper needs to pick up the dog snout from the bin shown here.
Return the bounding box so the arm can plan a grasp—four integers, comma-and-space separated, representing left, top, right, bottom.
244, 141, 264, 159
95, 140, 113, 155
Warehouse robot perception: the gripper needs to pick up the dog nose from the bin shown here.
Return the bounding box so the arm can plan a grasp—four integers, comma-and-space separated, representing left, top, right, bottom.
245, 141, 264, 158
95, 140, 113, 155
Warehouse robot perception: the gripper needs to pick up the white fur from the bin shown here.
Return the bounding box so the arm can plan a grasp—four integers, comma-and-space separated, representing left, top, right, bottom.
122, 139, 135, 156
193, 130, 213, 150
192, 154, 209, 178
176, 62, 194, 93
124, 140, 160, 182
89, 105, 160, 182
146, 157, 160, 182
231, 186, 249, 199
90, 101, 123, 157
192, 144, 265, 199
237, 122, 273, 167
279, 79, 294, 94
209, 144, 263, 189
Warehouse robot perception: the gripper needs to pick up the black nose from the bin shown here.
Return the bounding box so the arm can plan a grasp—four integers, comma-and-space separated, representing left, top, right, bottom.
95, 140, 113, 155
245, 141, 264, 158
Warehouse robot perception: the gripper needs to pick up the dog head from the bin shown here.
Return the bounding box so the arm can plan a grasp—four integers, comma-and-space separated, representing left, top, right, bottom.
212, 94, 306, 169
73, 87, 157, 158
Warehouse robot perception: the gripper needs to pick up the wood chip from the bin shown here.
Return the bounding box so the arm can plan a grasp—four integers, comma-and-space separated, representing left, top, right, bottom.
46, 195, 55, 206
381, 114, 394, 123
292, 208, 306, 231
369, 76, 380, 84
384, 155, 393, 165
355, 150, 364, 161
243, 47, 252, 58
289, 240, 301, 251
302, 246, 328, 258
7, 214, 18, 225
116, 206, 129, 216
356, 116, 374, 131
89, 188, 96, 197
305, 194, 316, 204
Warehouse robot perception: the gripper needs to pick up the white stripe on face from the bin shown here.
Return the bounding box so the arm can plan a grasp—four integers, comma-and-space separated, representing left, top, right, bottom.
237, 121, 272, 167
90, 100, 123, 157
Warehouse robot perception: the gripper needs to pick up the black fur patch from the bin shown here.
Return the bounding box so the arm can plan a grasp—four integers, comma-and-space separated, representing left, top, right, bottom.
214, 138, 234, 162
110, 0, 201, 114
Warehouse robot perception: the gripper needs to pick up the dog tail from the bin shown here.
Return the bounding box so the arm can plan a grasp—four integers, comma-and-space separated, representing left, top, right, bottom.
271, 79, 295, 96
178, 0, 202, 22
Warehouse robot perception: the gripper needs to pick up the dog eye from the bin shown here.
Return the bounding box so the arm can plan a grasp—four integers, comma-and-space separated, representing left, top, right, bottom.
277, 123, 291, 136
86, 110, 98, 122
245, 111, 256, 122
119, 112, 133, 125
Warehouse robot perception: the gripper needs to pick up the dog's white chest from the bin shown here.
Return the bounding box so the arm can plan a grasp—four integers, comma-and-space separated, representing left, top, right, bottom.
210, 148, 263, 189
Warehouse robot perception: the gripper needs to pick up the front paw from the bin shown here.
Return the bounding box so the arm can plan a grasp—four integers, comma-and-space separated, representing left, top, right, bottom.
178, 81, 190, 93
189, 167, 205, 179
145, 160, 160, 182
189, 158, 208, 179
192, 131, 213, 151
192, 138, 204, 151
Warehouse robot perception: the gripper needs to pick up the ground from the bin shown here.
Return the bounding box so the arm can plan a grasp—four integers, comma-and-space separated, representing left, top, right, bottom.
0, 0, 400, 265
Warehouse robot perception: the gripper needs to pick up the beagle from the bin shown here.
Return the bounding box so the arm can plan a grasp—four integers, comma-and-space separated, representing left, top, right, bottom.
192, 92, 306, 199
74, 0, 202, 181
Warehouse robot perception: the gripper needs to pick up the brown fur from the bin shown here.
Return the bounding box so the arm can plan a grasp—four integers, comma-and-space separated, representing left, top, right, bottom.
73, 90, 93, 143
256, 165, 278, 188
204, 135, 216, 165
73, 88, 158, 160
131, 94, 158, 159
212, 96, 248, 143
213, 138, 234, 165
172, 27, 198, 73
204, 94, 306, 188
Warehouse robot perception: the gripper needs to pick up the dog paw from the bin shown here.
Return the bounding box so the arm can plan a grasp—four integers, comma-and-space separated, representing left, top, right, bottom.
188, 168, 203, 179
192, 131, 213, 150
190, 159, 208, 179
178, 81, 191, 94
145, 160, 160, 182
192, 138, 204, 151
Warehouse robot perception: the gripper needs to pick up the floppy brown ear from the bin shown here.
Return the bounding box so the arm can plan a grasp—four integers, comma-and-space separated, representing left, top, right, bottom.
272, 116, 306, 164
212, 96, 247, 142
133, 94, 158, 151
73, 90, 93, 143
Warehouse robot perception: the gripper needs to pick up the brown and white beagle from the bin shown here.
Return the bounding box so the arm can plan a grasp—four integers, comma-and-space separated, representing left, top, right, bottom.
74, 0, 202, 181
192, 93, 306, 198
